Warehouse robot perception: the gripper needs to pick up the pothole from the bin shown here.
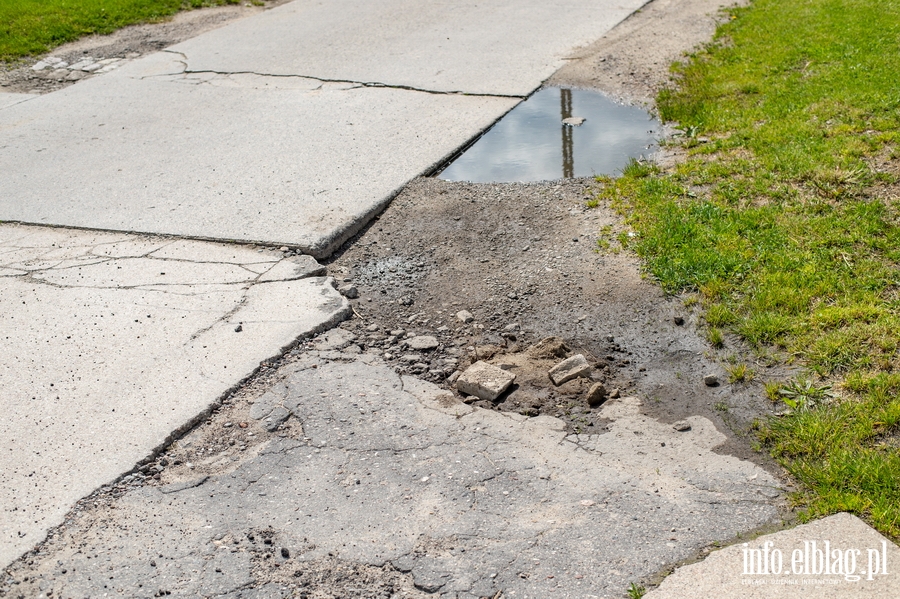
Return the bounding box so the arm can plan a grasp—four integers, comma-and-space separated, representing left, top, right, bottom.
436, 87, 661, 183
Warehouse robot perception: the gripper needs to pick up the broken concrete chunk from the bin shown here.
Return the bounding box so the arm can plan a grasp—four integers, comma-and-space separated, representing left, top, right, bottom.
456, 310, 474, 323
586, 382, 607, 407
315, 328, 357, 351
549, 353, 591, 385
337, 284, 359, 299
673, 421, 692, 432
456, 361, 515, 401
529, 336, 570, 359
258, 254, 326, 282
562, 116, 586, 126
405, 335, 439, 351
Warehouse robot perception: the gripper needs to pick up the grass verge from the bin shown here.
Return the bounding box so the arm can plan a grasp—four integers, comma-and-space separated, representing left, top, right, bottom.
1, 0, 243, 62
593, 0, 900, 538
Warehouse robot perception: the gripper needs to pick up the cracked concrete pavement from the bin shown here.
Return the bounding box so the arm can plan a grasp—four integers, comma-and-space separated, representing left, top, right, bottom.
0, 224, 349, 567
0, 0, 647, 257
3, 356, 782, 598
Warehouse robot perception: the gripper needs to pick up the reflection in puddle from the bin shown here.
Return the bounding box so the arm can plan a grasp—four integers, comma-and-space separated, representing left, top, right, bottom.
438, 87, 661, 183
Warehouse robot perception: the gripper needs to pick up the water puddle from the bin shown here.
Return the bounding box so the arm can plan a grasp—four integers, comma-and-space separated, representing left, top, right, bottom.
437, 87, 661, 183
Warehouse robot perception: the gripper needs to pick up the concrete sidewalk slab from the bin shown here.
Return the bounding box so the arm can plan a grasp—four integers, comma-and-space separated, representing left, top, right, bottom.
173, 0, 648, 96
0, 0, 648, 257
1, 356, 782, 597
646, 513, 900, 598
0, 224, 349, 568
0, 60, 516, 257
0, 91, 36, 110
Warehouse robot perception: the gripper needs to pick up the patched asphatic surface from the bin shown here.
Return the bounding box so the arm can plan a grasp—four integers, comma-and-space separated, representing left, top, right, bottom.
0, 224, 349, 568
3, 357, 783, 597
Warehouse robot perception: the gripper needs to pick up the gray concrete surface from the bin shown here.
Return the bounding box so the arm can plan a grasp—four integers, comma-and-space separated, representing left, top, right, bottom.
0, 224, 349, 568
3, 355, 783, 598
0, 56, 516, 257
0, 91, 35, 110
647, 513, 900, 598
173, 0, 647, 96
0, 0, 646, 257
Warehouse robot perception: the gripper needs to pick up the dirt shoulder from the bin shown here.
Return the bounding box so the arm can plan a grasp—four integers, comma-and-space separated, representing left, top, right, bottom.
549, 0, 745, 107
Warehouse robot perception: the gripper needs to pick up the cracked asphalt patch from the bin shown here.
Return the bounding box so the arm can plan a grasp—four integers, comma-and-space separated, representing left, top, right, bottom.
0, 224, 349, 568
3, 356, 781, 598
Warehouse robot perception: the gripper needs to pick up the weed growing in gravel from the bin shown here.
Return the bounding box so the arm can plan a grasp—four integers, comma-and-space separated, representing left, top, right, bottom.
626, 582, 646, 599
1, 0, 243, 61
594, 0, 900, 537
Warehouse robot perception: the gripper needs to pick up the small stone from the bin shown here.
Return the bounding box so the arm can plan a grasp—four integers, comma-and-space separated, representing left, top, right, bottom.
405, 335, 439, 351
338, 284, 359, 299
585, 382, 607, 407
234, 324, 242, 332
436, 325, 449, 332
398, 296, 414, 306
65, 70, 85, 81
456, 361, 516, 401
390, 329, 405, 336
279, 246, 289, 252
281, 547, 290, 559
31, 61, 50, 71
548, 354, 591, 386
365, 323, 379, 332
609, 388, 620, 399
674, 316, 685, 326
401, 354, 421, 363
83, 63, 103, 72
456, 310, 474, 323
447, 371, 461, 385
673, 421, 692, 432
562, 117, 586, 126
704, 374, 720, 387
503, 323, 520, 332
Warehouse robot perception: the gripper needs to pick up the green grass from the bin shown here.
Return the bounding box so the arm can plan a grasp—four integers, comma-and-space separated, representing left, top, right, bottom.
0, 0, 242, 62
594, 0, 900, 538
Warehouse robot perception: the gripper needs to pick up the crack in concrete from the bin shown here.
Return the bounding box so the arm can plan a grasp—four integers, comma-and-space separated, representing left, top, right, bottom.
153, 49, 526, 99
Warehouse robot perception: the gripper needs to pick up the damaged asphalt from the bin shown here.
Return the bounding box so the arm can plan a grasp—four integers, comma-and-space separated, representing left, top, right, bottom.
3, 356, 780, 598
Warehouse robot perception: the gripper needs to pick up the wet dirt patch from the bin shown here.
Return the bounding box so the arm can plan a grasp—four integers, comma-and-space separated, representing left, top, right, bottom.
438, 87, 660, 183
325, 176, 793, 468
